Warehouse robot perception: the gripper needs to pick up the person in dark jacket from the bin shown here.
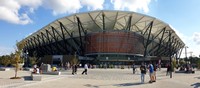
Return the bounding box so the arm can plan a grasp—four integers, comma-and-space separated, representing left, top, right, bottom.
132, 63, 136, 74
166, 63, 171, 76
74, 64, 78, 74
140, 63, 146, 83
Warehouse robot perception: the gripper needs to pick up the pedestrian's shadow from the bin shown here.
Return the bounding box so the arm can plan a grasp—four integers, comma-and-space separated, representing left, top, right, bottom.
114, 82, 143, 87
84, 84, 99, 88
191, 83, 200, 88
194, 77, 200, 79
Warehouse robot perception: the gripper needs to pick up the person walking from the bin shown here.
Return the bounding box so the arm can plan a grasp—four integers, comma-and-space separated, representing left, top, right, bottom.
149, 62, 154, 83
82, 64, 88, 75
153, 63, 157, 82
132, 63, 136, 74
72, 64, 75, 75
140, 63, 146, 83
74, 64, 78, 74
166, 63, 171, 76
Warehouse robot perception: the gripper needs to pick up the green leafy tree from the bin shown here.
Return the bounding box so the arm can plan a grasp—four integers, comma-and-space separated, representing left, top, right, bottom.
10, 41, 25, 79
197, 59, 200, 69
29, 57, 37, 67
0, 55, 11, 67
70, 55, 79, 65
70, 54, 79, 65
172, 59, 177, 71
179, 59, 185, 66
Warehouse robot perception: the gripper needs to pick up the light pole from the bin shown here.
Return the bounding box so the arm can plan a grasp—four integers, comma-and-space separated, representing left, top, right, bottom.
25, 50, 29, 67
166, 30, 173, 78
169, 31, 172, 78
185, 46, 188, 63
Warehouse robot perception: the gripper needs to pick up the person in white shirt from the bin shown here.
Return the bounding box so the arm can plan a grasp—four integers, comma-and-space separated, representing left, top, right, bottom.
82, 64, 88, 75
36, 67, 40, 74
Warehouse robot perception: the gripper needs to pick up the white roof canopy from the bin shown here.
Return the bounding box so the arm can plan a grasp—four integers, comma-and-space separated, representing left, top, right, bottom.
21, 10, 185, 48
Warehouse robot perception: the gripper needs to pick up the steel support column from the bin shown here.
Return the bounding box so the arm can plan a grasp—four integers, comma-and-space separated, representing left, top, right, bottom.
76, 17, 86, 55
102, 12, 105, 31
40, 32, 52, 55
45, 30, 54, 54
148, 27, 166, 55
166, 30, 173, 78
51, 26, 68, 54
47, 29, 64, 54
164, 36, 175, 56
126, 15, 132, 31
143, 21, 153, 57
36, 34, 50, 55
156, 34, 169, 56
59, 21, 81, 54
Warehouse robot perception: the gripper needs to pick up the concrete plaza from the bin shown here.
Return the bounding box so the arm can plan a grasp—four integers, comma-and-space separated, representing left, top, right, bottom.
0, 68, 200, 88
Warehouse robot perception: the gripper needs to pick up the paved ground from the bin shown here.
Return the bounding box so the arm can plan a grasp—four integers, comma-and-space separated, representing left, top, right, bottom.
0, 68, 200, 88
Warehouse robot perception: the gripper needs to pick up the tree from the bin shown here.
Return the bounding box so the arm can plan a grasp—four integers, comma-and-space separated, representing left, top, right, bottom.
197, 59, 200, 69
29, 57, 37, 67
179, 59, 185, 66
10, 41, 25, 79
0, 55, 11, 67
172, 59, 177, 71
70, 55, 79, 65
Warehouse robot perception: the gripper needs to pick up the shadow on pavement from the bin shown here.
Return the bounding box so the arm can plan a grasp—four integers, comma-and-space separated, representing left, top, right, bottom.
194, 77, 200, 79
114, 82, 143, 87
84, 84, 99, 88
191, 83, 200, 88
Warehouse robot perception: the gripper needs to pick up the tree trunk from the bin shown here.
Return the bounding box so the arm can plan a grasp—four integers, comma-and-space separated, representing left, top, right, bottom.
15, 66, 17, 78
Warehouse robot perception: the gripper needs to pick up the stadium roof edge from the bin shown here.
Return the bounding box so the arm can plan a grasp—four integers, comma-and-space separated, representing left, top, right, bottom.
19, 10, 185, 47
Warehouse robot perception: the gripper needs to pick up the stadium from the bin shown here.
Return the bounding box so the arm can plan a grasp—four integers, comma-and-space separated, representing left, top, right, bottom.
20, 10, 185, 66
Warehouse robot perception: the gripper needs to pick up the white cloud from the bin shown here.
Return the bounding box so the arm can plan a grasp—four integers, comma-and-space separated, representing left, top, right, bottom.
0, 0, 105, 24
169, 25, 200, 57
81, 0, 104, 10
174, 30, 200, 57
193, 32, 200, 45
0, 0, 42, 25
18, 0, 42, 13
182, 32, 200, 57
43, 0, 82, 15
111, 0, 151, 13
0, 0, 153, 24
170, 25, 188, 44
0, 46, 14, 56
18, 0, 42, 8
43, 0, 105, 15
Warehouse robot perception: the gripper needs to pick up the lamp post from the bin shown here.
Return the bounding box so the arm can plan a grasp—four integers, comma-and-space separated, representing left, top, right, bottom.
166, 30, 173, 78
169, 31, 172, 78
185, 46, 188, 63
25, 50, 29, 67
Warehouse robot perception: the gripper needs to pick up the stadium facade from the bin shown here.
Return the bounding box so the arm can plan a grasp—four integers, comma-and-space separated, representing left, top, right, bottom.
20, 10, 185, 66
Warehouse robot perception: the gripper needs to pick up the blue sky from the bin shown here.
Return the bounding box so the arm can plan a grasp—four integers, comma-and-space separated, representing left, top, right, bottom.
0, 0, 200, 57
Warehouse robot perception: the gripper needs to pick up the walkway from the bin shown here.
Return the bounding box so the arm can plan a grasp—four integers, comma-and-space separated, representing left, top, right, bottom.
0, 68, 199, 88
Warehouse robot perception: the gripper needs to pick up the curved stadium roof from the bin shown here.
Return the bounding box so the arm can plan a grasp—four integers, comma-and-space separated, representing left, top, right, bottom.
21, 10, 185, 52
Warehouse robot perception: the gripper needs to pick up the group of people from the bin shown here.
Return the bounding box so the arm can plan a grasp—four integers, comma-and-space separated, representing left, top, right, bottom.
137, 62, 157, 83
32, 64, 40, 74
71, 63, 88, 75
32, 62, 89, 75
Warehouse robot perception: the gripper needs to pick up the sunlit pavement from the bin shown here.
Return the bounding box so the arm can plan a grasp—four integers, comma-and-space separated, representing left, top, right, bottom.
0, 68, 200, 88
